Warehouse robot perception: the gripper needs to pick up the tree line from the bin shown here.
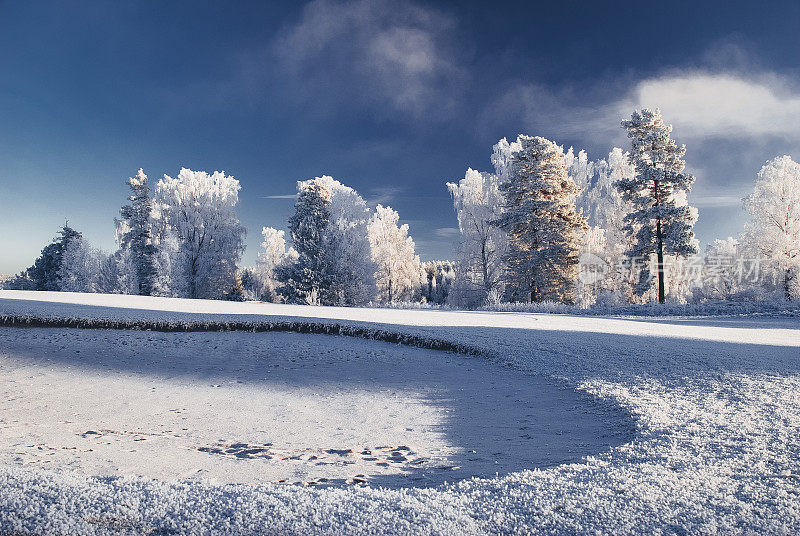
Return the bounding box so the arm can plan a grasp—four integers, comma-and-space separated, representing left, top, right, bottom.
448, 109, 798, 306
4, 108, 799, 306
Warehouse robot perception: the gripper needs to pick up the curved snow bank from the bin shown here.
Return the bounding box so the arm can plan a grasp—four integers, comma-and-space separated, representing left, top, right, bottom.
0, 314, 485, 357
1, 291, 799, 535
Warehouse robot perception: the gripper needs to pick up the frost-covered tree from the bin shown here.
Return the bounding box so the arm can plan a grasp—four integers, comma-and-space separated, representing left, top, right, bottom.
699, 237, 743, 301
571, 148, 639, 305
446, 138, 523, 308
618, 109, 698, 303
491, 137, 522, 185
494, 136, 588, 303
277, 176, 375, 306
277, 179, 334, 305
155, 168, 246, 299
368, 204, 421, 303
58, 236, 104, 292
315, 176, 376, 305
15, 224, 83, 291
246, 227, 299, 302
116, 169, 158, 296
422, 260, 455, 304
446, 167, 507, 306
260, 227, 290, 274
248, 227, 290, 301
566, 147, 595, 216
574, 226, 608, 307
225, 272, 247, 302
742, 155, 800, 300
147, 208, 182, 297
111, 225, 138, 294
97, 250, 126, 294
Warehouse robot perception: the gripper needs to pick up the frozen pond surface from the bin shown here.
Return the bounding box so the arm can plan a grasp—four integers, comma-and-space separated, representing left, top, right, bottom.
0, 328, 633, 488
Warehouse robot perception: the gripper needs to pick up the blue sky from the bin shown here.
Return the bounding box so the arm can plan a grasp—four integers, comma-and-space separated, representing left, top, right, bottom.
1, 0, 799, 274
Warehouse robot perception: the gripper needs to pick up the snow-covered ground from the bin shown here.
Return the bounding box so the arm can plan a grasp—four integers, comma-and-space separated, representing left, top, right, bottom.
0, 328, 627, 488
0, 290, 799, 535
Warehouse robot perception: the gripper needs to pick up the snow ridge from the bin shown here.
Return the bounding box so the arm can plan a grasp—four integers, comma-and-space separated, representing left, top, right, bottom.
0, 314, 485, 357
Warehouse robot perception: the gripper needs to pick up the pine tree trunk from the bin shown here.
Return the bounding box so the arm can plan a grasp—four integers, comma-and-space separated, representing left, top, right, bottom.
786, 267, 794, 301
654, 172, 665, 304
388, 278, 392, 303
656, 217, 665, 304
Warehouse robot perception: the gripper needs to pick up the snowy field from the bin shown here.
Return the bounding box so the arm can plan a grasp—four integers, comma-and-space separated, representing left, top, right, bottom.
1, 290, 799, 535
0, 329, 627, 488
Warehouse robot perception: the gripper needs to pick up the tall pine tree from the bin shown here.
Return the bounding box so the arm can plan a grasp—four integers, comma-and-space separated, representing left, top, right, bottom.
277, 180, 334, 304
617, 109, 698, 303
117, 169, 158, 295
494, 135, 587, 303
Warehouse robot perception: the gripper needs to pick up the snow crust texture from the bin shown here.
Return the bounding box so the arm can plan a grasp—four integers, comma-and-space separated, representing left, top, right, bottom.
0, 290, 799, 535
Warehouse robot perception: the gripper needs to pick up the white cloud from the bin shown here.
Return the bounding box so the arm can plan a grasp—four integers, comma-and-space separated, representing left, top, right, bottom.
433, 227, 460, 239
487, 70, 800, 147
272, 0, 464, 117
617, 72, 800, 141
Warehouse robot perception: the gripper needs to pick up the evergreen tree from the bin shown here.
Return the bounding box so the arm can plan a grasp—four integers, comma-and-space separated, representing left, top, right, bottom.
618, 109, 698, 303
277, 180, 334, 304
313, 176, 376, 305
116, 169, 158, 296
225, 272, 247, 302
97, 250, 125, 294
494, 135, 587, 303
422, 260, 455, 304
3, 270, 36, 290
23, 223, 82, 291
276, 176, 376, 306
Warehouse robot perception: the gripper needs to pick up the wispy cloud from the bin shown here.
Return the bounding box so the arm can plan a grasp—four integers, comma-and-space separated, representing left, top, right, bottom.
689, 195, 745, 208
433, 227, 460, 239
261, 194, 296, 199
270, 0, 466, 118
365, 186, 406, 206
